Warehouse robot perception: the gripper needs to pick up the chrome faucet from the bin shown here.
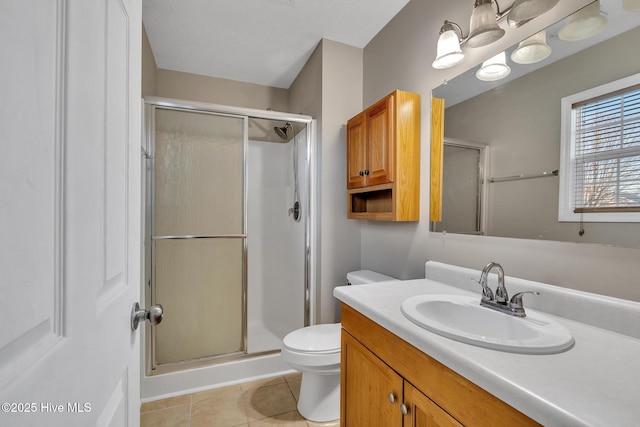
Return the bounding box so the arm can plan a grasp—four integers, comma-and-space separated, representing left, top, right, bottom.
476, 262, 539, 317
479, 262, 507, 303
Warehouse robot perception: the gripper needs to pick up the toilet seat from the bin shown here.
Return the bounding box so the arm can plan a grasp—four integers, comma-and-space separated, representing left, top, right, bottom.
283, 323, 341, 354
281, 323, 341, 372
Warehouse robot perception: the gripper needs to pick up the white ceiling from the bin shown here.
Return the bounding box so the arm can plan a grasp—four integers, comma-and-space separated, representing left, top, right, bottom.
142, 0, 410, 89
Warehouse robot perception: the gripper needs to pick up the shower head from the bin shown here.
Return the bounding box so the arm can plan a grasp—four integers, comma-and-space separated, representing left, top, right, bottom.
274, 125, 288, 139
274, 122, 292, 140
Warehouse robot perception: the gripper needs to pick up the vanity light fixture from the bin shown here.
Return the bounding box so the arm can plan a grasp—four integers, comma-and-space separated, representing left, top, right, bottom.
510, 30, 552, 64
507, 0, 560, 28
432, 0, 561, 70
466, 0, 506, 48
431, 0, 505, 69
432, 21, 465, 69
622, 0, 640, 11
558, 0, 608, 41
476, 51, 511, 81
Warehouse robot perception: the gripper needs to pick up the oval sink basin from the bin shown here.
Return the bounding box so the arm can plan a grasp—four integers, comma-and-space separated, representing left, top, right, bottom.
401, 294, 574, 354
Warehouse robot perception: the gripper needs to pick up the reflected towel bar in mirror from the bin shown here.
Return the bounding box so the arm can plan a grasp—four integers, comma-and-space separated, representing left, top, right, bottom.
489, 169, 558, 183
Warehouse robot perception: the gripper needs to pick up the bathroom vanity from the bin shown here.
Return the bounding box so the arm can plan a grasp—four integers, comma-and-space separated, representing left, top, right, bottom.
334, 262, 640, 426
341, 304, 536, 426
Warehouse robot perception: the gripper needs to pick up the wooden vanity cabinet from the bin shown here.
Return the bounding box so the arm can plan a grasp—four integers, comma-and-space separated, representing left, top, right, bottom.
404, 382, 462, 427
340, 304, 540, 427
341, 330, 402, 426
346, 90, 420, 221
341, 329, 460, 427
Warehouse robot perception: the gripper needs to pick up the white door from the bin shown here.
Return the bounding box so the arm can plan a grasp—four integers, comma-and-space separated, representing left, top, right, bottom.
0, 1, 143, 426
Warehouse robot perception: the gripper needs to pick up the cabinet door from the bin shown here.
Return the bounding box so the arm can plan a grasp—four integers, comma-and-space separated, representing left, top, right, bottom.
346, 111, 367, 188
366, 94, 394, 186
341, 330, 403, 427
403, 382, 463, 427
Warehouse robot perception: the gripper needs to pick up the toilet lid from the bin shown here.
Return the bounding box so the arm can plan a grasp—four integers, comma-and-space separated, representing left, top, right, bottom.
283, 323, 341, 353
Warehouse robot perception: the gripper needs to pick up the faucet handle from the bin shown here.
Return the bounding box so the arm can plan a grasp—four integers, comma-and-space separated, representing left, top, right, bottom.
509, 291, 540, 309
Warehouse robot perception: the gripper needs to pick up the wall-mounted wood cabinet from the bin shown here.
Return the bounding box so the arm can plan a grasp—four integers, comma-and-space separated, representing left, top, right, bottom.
346, 90, 420, 221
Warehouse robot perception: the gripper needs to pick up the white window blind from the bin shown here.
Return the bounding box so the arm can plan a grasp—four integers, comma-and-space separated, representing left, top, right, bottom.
571, 84, 640, 213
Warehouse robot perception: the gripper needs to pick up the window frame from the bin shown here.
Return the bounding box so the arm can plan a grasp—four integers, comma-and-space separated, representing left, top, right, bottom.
559, 73, 640, 223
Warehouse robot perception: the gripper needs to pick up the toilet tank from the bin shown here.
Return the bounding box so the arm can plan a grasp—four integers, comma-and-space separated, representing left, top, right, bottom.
346, 270, 397, 286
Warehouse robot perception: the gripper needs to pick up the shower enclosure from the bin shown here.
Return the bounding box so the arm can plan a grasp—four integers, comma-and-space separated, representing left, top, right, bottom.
142, 98, 315, 389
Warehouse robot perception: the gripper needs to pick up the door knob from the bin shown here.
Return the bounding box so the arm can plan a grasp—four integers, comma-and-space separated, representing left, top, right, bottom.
131, 302, 163, 331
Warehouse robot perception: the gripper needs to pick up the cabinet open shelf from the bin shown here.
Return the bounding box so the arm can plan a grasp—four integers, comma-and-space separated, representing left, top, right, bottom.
348, 185, 394, 220
351, 189, 393, 214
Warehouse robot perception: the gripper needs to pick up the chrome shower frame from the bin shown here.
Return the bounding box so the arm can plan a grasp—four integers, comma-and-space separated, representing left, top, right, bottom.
142, 96, 317, 374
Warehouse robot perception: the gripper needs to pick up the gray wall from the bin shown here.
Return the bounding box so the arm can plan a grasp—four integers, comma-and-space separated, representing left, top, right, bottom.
142, 25, 157, 97
290, 40, 364, 323
361, 0, 640, 302
316, 40, 364, 322
156, 69, 289, 112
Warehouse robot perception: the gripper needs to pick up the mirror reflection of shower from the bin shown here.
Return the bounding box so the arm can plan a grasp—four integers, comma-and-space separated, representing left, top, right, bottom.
274, 122, 301, 222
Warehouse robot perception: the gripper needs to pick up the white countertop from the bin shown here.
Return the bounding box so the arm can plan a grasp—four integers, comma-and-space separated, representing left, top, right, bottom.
334, 278, 640, 426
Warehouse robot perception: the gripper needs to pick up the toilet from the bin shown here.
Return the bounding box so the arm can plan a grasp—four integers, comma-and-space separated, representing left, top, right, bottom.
281, 270, 397, 422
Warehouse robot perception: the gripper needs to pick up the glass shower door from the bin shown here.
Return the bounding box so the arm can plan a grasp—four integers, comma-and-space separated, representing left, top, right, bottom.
150, 107, 246, 368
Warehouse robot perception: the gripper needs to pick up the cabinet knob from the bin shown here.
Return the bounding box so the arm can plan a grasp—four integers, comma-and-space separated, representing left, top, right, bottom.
359, 170, 364, 176
400, 403, 409, 416
364, 169, 370, 175
388, 392, 396, 404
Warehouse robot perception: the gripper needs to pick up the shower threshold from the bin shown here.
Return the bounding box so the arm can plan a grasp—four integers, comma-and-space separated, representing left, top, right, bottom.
149, 349, 281, 376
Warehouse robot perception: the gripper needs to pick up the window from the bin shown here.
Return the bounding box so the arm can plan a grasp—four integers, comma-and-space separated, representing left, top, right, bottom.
559, 73, 640, 222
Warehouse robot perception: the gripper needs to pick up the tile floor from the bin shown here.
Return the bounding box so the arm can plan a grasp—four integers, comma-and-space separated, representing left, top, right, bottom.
140, 373, 340, 427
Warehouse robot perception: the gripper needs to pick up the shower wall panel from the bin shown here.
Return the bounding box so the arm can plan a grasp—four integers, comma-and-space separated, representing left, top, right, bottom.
246, 136, 305, 353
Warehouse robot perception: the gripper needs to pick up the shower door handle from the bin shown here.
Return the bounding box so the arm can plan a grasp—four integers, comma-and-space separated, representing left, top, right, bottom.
131, 302, 164, 331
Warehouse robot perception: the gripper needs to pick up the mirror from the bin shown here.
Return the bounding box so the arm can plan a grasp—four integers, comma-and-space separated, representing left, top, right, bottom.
432, 0, 640, 248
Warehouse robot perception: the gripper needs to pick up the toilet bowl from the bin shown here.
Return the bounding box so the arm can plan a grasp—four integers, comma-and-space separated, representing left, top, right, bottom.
281, 270, 397, 422
281, 323, 341, 422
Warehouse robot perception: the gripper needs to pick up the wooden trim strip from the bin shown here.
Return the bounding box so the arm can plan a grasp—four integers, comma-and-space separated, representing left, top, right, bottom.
430, 97, 445, 222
